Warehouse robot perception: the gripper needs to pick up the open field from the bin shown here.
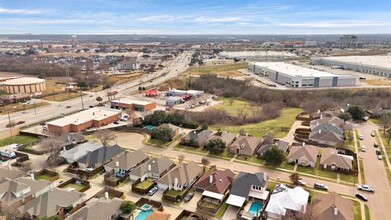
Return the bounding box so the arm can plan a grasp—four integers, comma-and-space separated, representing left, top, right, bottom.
108, 72, 144, 85
211, 108, 302, 138
210, 98, 259, 117
363, 79, 391, 86
183, 63, 247, 77
0, 102, 49, 115
0, 135, 39, 147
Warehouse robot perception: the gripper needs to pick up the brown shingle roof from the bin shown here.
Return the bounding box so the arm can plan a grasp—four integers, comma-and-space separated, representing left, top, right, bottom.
194, 167, 234, 194
157, 161, 203, 187
320, 148, 352, 170
146, 210, 171, 220
312, 192, 353, 220
287, 145, 318, 163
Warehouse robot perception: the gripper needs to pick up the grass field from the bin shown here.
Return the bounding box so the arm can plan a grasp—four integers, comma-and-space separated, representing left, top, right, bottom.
363, 79, 391, 86
211, 97, 259, 117
36, 174, 56, 182
359, 159, 366, 184
211, 108, 302, 138
0, 102, 49, 115
364, 204, 371, 220
183, 63, 248, 77
42, 92, 83, 101
0, 135, 39, 147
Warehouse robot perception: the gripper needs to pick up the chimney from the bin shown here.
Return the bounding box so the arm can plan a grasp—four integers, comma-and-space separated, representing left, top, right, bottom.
209, 175, 213, 184
63, 146, 67, 151
104, 191, 109, 199
30, 172, 35, 180
316, 122, 319, 126
334, 207, 339, 216
148, 164, 152, 172
320, 115, 323, 119
302, 142, 305, 146
319, 129, 321, 134
115, 161, 119, 167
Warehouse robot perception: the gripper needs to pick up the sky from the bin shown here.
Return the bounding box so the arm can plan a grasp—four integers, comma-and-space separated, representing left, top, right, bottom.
0, 0, 390, 34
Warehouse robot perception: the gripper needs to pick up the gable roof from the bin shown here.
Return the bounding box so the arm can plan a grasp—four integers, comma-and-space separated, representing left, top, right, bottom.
0, 167, 25, 179
312, 192, 354, 220
157, 161, 203, 187
231, 136, 263, 152
60, 142, 103, 163
105, 150, 149, 171
129, 156, 174, 177
287, 145, 318, 163
257, 141, 289, 156
309, 130, 343, 147
77, 145, 124, 167
320, 148, 353, 169
19, 188, 85, 218
310, 116, 344, 130
208, 133, 237, 146
311, 124, 343, 136
0, 179, 30, 203
230, 172, 268, 198
194, 167, 235, 194
146, 210, 171, 220
265, 184, 309, 216
66, 198, 122, 220
186, 130, 214, 143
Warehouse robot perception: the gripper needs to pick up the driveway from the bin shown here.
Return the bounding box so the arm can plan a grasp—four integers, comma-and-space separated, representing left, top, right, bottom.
356, 123, 391, 220
182, 191, 202, 212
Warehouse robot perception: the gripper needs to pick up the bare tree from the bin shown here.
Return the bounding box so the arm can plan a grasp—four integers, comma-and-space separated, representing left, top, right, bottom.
93, 129, 116, 146
0, 201, 21, 219
178, 154, 185, 163
39, 137, 65, 167
380, 113, 391, 135
201, 158, 210, 172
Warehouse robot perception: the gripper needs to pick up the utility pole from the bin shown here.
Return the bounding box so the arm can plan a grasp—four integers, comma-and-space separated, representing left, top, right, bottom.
7, 111, 12, 137
80, 90, 84, 110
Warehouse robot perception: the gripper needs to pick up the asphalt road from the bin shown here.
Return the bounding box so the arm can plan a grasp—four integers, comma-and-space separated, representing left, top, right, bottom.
0, 52, 193, 137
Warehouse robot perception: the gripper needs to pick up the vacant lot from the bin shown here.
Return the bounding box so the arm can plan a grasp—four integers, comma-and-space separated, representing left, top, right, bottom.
211, 98, 259, 117
0, 135, 39, 147
363, 79, 391, 86
211, 108, 302, 138
184, 63, 247, 77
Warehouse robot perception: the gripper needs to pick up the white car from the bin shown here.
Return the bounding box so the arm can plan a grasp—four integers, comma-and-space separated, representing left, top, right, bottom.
357, 184, 375, 192
361, 146, 366, 152
359, 135, 364, 140
378, 155, 383, 160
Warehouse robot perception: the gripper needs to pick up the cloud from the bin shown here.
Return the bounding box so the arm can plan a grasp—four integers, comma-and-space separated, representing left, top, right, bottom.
0, 7, 45, 15
273, 21, 389, 28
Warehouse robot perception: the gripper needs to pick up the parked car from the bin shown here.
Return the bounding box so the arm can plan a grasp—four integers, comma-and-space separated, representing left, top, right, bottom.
113, 121, 119, 125
16, 121, 25, 125
66, 106, 71, 108
183, 192, 195, 202
378, 155, 383, 160
376, 150, 381, 155
355, 193, 368, 202
39, 122, 46, 126
359, 135, 364, 140
357, 184, 375, 192
22, 110, 29, 114
361, 146, 366, 152
148, 186, 158, 196
371, 133, 375, 137
314, 183, 328, 191
5, 123, 16, 128
89, 105, 94, 108
374, 143, 379, 148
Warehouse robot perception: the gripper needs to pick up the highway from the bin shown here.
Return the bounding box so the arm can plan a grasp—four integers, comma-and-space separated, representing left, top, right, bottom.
0, 51, 193, 138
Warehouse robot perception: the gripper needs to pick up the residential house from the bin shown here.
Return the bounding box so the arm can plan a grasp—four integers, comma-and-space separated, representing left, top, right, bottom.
287, 145, 318, 168
320, 148, 353, 172
157, 161, 203, 191
76, 145, 124, 169
129, 156, 175, 181
207, 132, 237, 147
60, 142, 103, 164
181, 130, 214, 147
117, 57, 139, 70
257, 140, 290, 158
226, 172, 269, 208
19, 188, 86, 219
66, 198, 123, 220
265, 183, 309, 220
58, 133, 85, 147
312, 192, 354, 220
229, 136, 263, 156
309, 116, 344, 147
0, 167, 25, 179
0, 177, 52, 209
104, 150, 149, 175
310, 116, 344, 130
146, 210, 171, 220
195, 167, 235, 214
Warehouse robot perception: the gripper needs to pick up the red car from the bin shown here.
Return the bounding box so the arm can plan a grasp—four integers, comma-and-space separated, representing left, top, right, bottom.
16, 121, 25, 125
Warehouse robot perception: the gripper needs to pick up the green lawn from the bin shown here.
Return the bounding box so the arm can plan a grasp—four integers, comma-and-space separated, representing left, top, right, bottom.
165, 189, 184, 197
215, 203, 229, 218
207, 150, 234, 160
174, 144, 208, 154
211, 108, 302, 138
358, 159, 366, 184
211, 98, 257, 117
352, 200, 362, 220
340, 173, 358, 184
135, 180, 155, 190
280, 162, 295, 171
36, 174, 56, 182
0, 135, 39, 147
296, 158, 339, 180
364, 204, 371, 220
235, 156, 264, 165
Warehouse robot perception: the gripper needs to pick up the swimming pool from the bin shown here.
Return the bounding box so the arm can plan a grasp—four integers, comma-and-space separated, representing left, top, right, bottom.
135, 209, 153, 220
249, 202, 263, 216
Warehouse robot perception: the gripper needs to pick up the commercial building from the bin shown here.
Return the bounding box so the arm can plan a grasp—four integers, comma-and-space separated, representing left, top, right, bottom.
47, 108, 121, 133
0, 77, 46, 94
111, 97, 156, 111
311, 56, 391, 77
249, 62, 358, 88
218, 51, 297, 61
166, 89, 204, 97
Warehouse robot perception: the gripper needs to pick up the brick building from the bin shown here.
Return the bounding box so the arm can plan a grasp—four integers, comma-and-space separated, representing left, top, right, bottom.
47, 108, 121, 133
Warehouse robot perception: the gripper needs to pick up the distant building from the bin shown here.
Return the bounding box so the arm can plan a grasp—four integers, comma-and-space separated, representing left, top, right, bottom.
249, 62, 358, 88
0, 77, 46, 94
117, 57, 139, 70
111, 97, 156, 111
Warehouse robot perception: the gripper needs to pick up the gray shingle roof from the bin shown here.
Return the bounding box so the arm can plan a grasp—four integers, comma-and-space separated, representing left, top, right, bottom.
230, 172, 268, 198
67, 198, 122, 220
105, 150, 149, 171
77, 145, 124, 168
129, 156, 174, 177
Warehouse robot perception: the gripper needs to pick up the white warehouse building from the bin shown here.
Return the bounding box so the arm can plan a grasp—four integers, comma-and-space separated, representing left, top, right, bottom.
249, 62, 358, 88
311, 56, 391, 77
